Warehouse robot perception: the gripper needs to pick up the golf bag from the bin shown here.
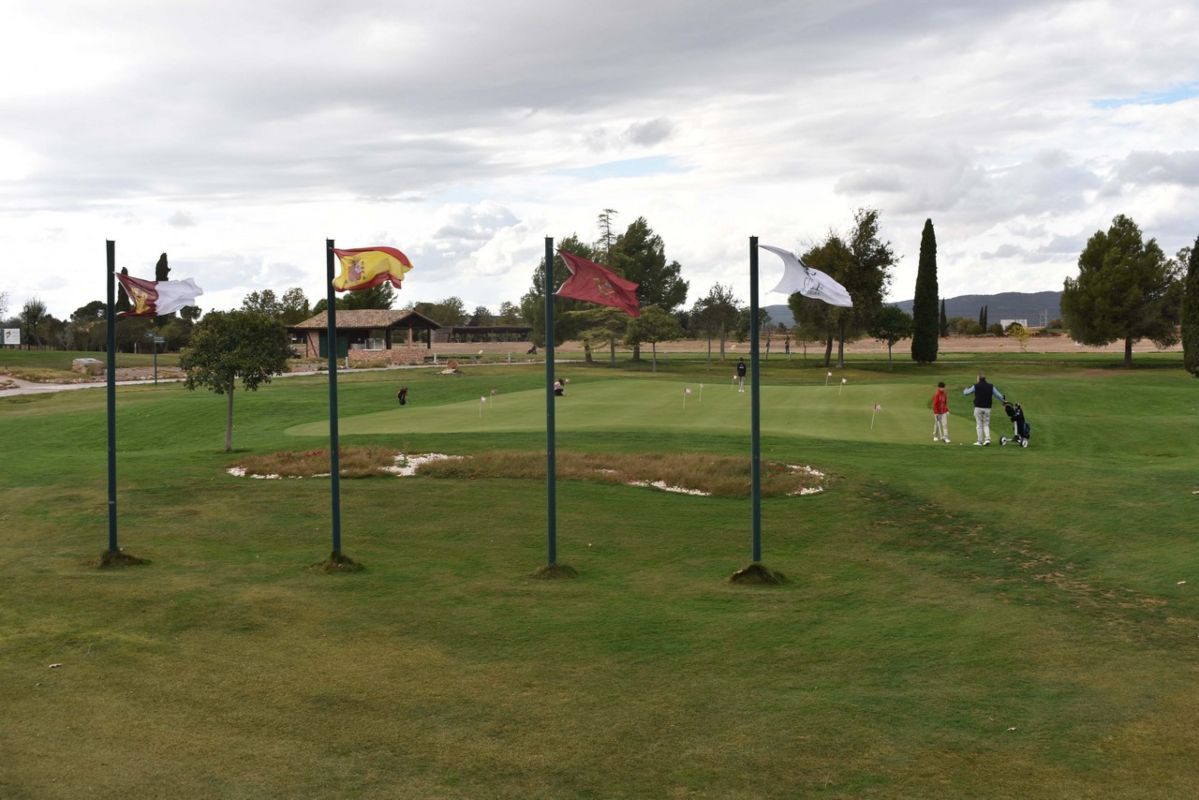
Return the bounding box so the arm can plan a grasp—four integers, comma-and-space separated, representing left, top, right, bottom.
999, 401, 1030, 448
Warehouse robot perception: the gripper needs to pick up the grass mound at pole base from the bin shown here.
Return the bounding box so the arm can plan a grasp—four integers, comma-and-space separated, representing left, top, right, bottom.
95, 549, 150, 569
311, 551, 365, 573
729, 562, 787, 585
530, 563, 579, 580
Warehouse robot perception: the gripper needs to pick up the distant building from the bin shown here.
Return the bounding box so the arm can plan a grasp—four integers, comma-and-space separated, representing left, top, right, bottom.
288, 309, 441, 359
999, 318, 1028, 329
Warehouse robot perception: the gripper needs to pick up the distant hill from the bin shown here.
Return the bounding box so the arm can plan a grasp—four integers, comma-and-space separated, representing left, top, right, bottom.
765, 291, 1061, 329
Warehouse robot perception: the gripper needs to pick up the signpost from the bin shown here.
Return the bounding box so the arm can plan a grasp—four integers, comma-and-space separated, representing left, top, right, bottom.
2, 328, 19, 347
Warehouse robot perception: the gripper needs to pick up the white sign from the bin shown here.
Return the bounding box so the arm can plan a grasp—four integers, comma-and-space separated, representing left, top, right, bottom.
2, 328, 19, 346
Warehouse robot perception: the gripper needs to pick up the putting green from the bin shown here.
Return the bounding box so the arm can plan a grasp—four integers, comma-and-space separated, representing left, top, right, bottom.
287, 379, 950, 443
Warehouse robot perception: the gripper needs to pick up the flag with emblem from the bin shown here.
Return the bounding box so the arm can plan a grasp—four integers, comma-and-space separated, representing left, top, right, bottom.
555, 250, 640, 317
332, 247, 413, 292
114, 273, 203, 317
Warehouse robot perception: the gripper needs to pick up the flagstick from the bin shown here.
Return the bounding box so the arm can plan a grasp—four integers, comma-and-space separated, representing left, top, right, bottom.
105, 240, 118, 555
325, 238, 345, 562
699, 383, 704, 402
871, 407, 878, 430
825, 371, 831, 387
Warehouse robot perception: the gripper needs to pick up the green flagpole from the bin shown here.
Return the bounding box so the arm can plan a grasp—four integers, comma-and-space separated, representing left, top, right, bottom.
544, 237, 557, 566
326, 239, 343, 558
106, 240, 118, 554
750, 236, 762, 563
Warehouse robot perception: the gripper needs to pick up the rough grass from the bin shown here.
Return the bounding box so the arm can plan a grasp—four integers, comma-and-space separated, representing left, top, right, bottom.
415, 449, 825, 497
233, 445, 398, 478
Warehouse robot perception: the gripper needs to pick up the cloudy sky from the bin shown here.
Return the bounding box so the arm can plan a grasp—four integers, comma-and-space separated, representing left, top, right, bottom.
2, 0, 1197, 320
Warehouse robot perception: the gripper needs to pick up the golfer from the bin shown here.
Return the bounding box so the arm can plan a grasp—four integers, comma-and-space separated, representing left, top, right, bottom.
736, 358, 747, 392
963, 372, 1004, 446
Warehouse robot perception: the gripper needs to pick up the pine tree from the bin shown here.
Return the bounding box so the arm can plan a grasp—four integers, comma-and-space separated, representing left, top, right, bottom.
910, 219, 939, 362
1182, 237, 1199, 377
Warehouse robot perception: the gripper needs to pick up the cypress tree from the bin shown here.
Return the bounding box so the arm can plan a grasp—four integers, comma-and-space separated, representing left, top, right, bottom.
910, 219, 939, 362
939, 298, 948, 337
1183, 237, 1199, 377
978, 305, 985, 329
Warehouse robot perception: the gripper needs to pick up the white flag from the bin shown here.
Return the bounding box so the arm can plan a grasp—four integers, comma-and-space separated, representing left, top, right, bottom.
761, 244, 853, 308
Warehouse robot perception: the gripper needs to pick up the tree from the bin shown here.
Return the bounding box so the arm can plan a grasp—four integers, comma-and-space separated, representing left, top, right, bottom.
596, 209, 618, 260
179, 305, 202, 322
869, 306, 912, 369
1061, 215, 1182, 366
20, 298, 48, 347
69, 300, 107, 350
115, 267, 131, 314
242, 289, 282, 317
1181, 239, 1199, 377
691, 284, 741, 362
791, 209, 896, 368
939, 299, 949, 338
564, 307, 628, 366
609, 217, 688, 359
414, 297, 467, 327
155, 253, 170, 281
497, 301, 523, 324
180, 311, 291, 452
279, 288, 311, 325
625, 305, 684, 372
910, 219, 939, 362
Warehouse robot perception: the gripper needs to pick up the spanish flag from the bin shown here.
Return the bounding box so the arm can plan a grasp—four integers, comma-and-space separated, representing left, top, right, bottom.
114, 273, 204, 317
332, 247, 413, 292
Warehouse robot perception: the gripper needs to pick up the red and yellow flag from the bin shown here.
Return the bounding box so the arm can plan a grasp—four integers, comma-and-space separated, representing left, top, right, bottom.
332, 247, 413, 292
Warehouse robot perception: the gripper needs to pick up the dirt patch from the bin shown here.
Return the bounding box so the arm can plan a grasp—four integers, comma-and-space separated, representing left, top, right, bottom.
729, 563, 788, 585
94, 549, 150, 568
530, 563, 579, 580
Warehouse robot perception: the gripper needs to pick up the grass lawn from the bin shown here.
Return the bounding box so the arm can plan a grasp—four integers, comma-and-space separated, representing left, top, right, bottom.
1, 354, 1197, 798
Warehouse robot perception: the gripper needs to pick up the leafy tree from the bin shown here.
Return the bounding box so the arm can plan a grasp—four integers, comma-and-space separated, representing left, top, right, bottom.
691, 284, 741, 362
791, 209, 895, 368
625, 305, 684, 372
279, 288, 311, 325
69, 300, 107, 350
1181, 239, 1198, 377
242, 289, 282, 317
609, 217, 688, 359
20, 298, 48, 347
869, 306, 912, 369
470, 305, 495, 326
414, 297, 467, 327
497, 301, 523, 324
564, 307, 628, 366
939, 299, 949, 337
1061, 215, 1182, 366
342, 282, 395, 310
910, 219, 939, 362
180, 311, 291, 452
179, 305, 202, 322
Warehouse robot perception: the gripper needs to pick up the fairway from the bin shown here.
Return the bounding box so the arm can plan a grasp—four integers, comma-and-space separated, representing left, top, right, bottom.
3, 358, 1198, 799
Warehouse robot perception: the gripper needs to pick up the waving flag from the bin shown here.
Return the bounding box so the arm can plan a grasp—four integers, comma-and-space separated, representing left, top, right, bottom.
556, 250, 640, 317
332, 247, 413, 292
115, 273, 203, 317
761, 244, 853, 308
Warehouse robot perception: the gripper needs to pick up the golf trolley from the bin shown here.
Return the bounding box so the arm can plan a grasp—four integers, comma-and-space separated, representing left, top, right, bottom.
999, 401, 1031, 448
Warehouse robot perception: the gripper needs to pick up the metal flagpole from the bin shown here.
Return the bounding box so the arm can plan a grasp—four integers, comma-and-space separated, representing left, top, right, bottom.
326, 239, 343, 556
106, 240, 118, 554
544, 237, 557, 566
750, 236, 762, 563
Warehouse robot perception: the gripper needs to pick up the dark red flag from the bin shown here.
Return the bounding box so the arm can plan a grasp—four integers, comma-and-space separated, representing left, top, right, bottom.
555, 250, 640, 317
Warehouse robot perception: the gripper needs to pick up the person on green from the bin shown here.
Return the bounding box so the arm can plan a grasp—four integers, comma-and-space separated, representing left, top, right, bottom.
963, 372, 1004, 446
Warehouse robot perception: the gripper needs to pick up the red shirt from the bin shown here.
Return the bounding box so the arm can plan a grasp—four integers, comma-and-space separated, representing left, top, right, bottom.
932, 388, 949, 414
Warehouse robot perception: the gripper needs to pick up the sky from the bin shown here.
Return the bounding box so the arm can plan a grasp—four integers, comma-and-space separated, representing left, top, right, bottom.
1, 0, 1197, 321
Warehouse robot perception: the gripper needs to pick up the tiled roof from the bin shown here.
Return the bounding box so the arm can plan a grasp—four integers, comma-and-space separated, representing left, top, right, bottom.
290, 309, 441, 330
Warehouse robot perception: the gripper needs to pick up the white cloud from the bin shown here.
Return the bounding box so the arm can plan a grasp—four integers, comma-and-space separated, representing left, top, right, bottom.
1, 0, 1198, 317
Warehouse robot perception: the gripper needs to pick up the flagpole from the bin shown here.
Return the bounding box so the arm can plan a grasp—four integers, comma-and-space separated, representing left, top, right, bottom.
106, 240, 118, 554
544, 237, 557, 567
749, 237, 762, 563
326, 238, 343, 558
